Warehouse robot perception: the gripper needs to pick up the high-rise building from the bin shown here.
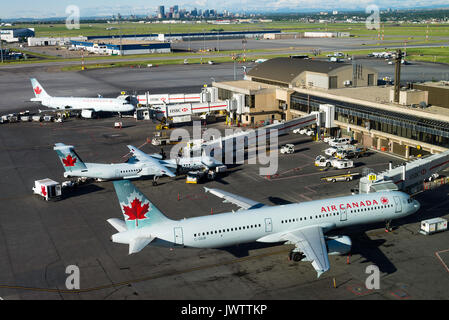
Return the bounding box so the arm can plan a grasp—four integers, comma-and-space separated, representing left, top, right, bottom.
173, 5, 179, 14
158, 5, 165, 19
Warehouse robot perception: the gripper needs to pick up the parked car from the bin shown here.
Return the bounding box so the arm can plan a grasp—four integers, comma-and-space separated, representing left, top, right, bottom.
335, 147, 368, 159
305, 129, 315, 136
280, 144, 295, 154
329, 137, 352, 148
323, 136, 337, 143
315, 155, 354, 169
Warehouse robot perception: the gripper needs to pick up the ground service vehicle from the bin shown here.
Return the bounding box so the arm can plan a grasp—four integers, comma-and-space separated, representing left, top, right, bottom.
321, 172, 360, 183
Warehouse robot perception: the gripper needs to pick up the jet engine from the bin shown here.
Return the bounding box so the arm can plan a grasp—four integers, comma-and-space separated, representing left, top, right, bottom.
325, 236, 352, 255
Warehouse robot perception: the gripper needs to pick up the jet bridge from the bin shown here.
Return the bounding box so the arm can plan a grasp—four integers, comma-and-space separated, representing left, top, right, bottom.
359, 149, 449, 194
182, 112, 322, 155
136, 87, 218, 106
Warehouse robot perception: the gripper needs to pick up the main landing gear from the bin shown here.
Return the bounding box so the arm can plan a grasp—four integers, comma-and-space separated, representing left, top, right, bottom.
153, 175, 160, 186
385, 219, 393, 233
288, 249, 305, 262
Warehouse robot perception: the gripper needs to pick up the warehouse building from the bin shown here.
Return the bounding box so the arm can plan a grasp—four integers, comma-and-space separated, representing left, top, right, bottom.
70, 39, 171, 55
28, 36, 87, 46
0, 28, 35, 42
214, 57, 449, 158
86, 30, 280, 42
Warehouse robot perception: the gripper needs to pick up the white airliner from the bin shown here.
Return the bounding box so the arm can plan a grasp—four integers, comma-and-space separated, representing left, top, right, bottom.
30, 78, 135, 113
54, 143, 224, 184
108, 180, 420, 277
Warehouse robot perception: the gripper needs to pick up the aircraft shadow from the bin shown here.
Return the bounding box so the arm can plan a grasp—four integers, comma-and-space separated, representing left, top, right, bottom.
344, 231, 397, 274
267, 196, 293, 205
62, 184, 105, 199
218, 242, 285, 258
293, 147, 310, 154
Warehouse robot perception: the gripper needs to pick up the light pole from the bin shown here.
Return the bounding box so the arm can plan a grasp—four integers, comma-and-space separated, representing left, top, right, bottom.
0, 39, 4, 63
217, 30, 219, 52
203, 29, 206, 52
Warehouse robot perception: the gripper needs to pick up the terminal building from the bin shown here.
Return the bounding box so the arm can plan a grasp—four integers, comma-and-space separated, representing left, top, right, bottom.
70, 39, 171, 55
213, 57, 449, 159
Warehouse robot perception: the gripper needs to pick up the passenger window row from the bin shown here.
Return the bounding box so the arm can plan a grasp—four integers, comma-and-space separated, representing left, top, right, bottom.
194, 223, 262, 237
350, 204, 392, 213
120, 169, 138, 173
281, 212, 341, 224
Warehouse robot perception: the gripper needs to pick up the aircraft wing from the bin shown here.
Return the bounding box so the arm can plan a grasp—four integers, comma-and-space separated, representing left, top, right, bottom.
127, 145, 176, 177
127, 145, 155, 162
281, 226, 330, 278
204, 187, 266, 210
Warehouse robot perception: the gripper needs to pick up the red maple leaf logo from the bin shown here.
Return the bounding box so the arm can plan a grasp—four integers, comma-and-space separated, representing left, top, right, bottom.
123, 198, 150, 227
41, 186, 47, 197
380, 197, 389, 205
62, 155, 77, 167
34, 86, 42, 95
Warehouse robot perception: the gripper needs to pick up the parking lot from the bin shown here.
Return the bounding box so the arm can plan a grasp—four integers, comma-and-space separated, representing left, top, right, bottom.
0, 116, 448, 300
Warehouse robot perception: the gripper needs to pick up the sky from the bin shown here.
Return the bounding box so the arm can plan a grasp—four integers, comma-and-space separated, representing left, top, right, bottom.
1, 0, 449, 19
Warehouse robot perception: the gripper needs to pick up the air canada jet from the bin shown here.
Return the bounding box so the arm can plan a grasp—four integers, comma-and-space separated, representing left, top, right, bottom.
54, 143, 225, 185
108, 180, 420, 277
127, 145, 225, 174
30, 78, 135, 114
54, 143, 175, 184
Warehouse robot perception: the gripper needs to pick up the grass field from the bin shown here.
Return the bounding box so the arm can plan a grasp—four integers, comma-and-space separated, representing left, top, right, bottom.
3, 22, 449, 40
1, 21, 448, 69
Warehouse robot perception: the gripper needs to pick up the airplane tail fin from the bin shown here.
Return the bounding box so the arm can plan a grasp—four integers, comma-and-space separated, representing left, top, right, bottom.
53, 143, 87, 172
30, 78, 50, 99
113, 180, 171, 230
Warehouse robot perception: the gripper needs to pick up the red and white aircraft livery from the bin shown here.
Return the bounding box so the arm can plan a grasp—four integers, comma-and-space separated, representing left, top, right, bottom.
109, 181, 421, 278
30, 78, 135, 113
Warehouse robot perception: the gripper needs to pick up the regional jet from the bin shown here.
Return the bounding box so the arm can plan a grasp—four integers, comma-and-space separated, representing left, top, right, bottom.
30, 78, 135, 114
54, 143, 225, 185
126, 145, 226, 174
108, 180, 420, 277
54, 143, 175, 184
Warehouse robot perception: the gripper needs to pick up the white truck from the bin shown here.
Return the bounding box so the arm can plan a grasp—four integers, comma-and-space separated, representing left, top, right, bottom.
315, 155, 354, 169
419, 218, 447, 235
33, 179, 62, 201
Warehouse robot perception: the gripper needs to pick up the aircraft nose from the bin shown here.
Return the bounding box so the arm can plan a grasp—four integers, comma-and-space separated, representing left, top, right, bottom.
414, 200, 421, 212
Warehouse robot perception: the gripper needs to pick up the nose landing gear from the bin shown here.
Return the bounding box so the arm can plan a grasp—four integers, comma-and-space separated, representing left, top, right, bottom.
288, 250, 305, 262
385, 219, 393, 232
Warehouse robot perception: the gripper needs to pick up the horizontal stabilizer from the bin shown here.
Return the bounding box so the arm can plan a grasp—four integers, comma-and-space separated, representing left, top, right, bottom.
107, 218, 127, 232
129, 237, 154, 254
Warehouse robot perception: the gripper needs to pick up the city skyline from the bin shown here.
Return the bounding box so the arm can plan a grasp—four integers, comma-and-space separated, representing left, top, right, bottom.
1, 1, 449, 19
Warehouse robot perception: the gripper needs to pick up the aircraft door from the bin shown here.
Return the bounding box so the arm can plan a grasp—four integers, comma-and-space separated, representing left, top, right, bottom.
340, 207, 347, 221
394, 196, 402, 213
174, 227, 184, 246
264, 218, 272, 232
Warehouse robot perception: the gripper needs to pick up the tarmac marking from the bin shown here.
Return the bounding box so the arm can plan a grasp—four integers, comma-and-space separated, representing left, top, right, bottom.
0, 248, 290, 295
435, 249, 449, 274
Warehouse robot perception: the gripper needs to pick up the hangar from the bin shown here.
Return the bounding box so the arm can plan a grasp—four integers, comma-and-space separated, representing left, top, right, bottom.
0, 28, 35, 42
70, 39, 171, 55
